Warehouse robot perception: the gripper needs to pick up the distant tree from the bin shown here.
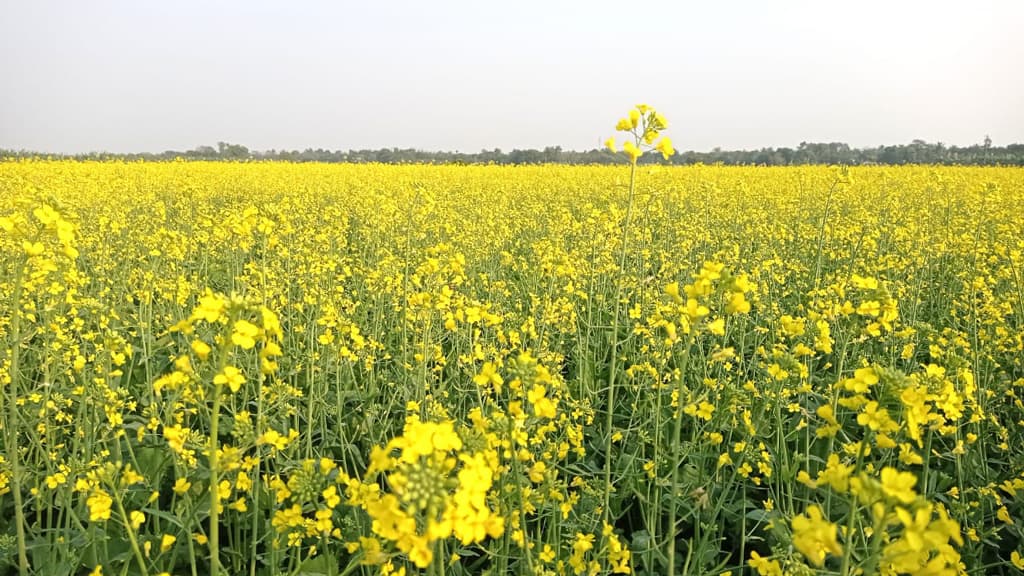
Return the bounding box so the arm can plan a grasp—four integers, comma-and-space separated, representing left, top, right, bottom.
191, 145, 218, 159
217, 142, 250, 160
6, 139, 1024, 166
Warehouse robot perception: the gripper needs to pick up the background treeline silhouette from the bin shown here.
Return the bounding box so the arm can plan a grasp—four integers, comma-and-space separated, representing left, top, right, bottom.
4, 138, 1023, 165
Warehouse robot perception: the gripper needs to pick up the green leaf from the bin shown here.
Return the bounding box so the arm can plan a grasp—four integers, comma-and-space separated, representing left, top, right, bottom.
295, 554, 338, 576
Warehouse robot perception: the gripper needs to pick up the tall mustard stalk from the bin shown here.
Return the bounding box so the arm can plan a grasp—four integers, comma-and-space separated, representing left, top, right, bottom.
602, 105, 674, 523
207, 314, 237, 576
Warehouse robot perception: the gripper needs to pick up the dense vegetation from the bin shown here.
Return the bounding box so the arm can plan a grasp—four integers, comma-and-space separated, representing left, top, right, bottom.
4, 138, 1024, 166
2, 156, 1023, 576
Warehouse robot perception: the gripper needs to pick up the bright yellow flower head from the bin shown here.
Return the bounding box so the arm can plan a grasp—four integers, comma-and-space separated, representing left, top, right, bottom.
623, 141, 642, 164
191, 291, 226, 323
608, 104, 671, 163
231, 319, 260, 349
172, 477, 191, 495
128, 510, 146, 531
87, 490, 113, 522
655, 136, 674, 159
880, 467, 918, 504
214, 365, 246, 393
629, 108, 641, 129
190, 339, 212, 360
791, 505, 842, 566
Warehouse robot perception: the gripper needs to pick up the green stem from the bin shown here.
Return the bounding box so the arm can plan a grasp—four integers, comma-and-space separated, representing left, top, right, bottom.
666, 333, 695, 576
602, 160, 637, 522
508, 417, 535, 574
208, 382, 223, 576
207, 330, 233, 576
2, 262, 30, 576
812, 178, 839, 290
115, 496, 151, 576
839, 432, 871, 576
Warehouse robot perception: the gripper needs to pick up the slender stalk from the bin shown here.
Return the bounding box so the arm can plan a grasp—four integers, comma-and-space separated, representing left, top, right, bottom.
208, 379, 223, 576
666, 333, 695, 576
647, 371, 663, 571
812, 178, 839, 290
115, 496, 152, 576
181, 464, 200, 576
839, 433, 870, 576
251, 366, 266, 575
602, 159, 637, 522
2, 263, 30, 576
207, 330, 233, 576
508, 416, 536, 574
3, 270, 30, 573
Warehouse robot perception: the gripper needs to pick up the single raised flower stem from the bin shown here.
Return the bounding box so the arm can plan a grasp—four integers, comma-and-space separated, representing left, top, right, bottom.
603, 156, 638, 523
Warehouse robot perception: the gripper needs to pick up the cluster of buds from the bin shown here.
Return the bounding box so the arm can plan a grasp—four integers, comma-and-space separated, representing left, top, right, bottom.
605, 104, 674, 163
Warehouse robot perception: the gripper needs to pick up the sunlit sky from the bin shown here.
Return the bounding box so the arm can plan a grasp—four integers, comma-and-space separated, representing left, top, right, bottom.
2, 0, 1021, 154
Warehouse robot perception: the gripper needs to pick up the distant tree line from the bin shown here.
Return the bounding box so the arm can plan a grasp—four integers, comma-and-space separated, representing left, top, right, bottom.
4, 138, 1023, 165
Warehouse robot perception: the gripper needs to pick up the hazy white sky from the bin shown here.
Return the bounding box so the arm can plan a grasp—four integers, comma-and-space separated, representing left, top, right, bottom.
1, 0, 1021, 153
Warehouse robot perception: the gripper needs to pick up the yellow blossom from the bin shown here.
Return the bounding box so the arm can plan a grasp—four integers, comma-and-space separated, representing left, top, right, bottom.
791, 504, 842, 566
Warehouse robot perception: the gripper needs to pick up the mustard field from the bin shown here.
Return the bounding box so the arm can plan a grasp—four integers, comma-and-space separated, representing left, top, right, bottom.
1, 160, 1023, 576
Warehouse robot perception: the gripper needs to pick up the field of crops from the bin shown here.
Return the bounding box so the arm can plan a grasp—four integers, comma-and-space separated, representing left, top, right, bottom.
1, 159, 1023, 576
